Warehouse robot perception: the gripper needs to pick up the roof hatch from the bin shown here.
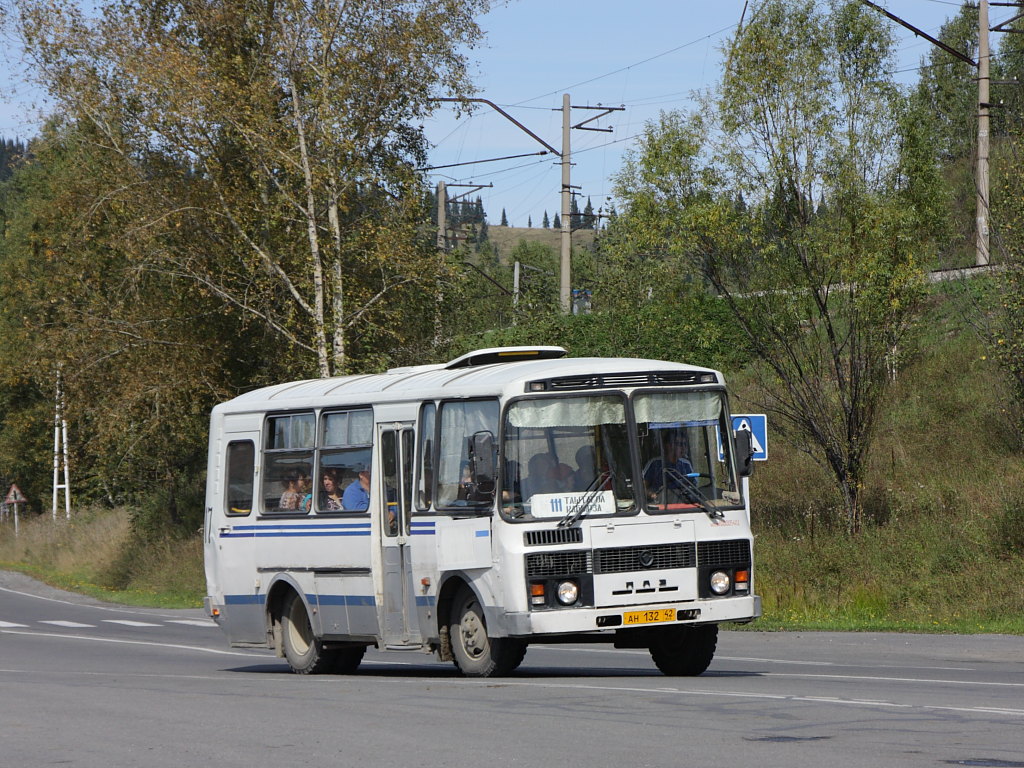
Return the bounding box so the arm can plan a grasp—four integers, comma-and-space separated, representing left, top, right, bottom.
444, 346, 567, 370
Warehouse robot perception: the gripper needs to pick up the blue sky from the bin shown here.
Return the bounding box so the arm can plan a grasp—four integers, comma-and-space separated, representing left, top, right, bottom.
0, 1, 1007, 227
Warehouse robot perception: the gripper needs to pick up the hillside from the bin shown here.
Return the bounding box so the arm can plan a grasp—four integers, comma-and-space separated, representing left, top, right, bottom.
486, 225, 596, 259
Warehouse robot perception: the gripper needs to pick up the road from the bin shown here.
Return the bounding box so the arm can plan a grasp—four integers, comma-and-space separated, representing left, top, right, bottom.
2, 570, 1022, 768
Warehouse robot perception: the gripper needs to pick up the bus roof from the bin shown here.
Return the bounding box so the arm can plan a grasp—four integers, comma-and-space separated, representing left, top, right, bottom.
214, 348, 724, 415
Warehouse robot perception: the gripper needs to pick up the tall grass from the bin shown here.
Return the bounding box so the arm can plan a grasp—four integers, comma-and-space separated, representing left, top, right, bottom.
743, 295, 1024, 632
0, 507, 203, 607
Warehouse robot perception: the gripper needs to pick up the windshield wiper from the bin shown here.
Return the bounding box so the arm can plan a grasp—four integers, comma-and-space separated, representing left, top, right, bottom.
663, 467, 723, 520
557, 470, 612, 528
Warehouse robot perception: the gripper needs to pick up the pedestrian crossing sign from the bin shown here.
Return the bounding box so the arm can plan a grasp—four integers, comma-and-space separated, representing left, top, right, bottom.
732, 414, 768, 461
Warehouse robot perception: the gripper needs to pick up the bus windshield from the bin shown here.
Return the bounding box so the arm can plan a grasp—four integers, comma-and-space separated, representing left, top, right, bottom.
634, 390, 742, 513
501, 394, 634, 520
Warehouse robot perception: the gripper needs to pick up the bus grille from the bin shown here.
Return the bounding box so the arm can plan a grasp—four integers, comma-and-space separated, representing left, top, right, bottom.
525, 550, 592, 577
593, 542, 696, 573
525, 528, 583, 547
698, 539, 751, 567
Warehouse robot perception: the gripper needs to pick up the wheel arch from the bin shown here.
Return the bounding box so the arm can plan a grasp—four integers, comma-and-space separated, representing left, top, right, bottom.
264, 575, 314, 652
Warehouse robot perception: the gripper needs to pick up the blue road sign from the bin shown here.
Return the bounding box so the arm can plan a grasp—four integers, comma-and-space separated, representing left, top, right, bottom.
732, 414, 767, 461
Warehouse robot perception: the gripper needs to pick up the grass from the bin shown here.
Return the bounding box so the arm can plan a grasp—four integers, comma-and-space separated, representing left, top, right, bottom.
0, 507, 204, 608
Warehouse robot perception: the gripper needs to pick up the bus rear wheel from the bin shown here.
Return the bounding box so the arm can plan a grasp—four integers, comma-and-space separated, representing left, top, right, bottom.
281, 591, 335, 674
450, 587, 526, 678
649, 624, 718, 676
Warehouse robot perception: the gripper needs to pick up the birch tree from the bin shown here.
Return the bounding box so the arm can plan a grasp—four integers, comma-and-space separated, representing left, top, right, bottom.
15, 0, 489, 376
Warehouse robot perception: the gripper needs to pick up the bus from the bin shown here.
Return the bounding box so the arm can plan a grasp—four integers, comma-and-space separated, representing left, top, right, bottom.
203, 346, 761, 677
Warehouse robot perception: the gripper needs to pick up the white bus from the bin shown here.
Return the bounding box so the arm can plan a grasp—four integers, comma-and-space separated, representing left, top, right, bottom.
203, 346, 760, 677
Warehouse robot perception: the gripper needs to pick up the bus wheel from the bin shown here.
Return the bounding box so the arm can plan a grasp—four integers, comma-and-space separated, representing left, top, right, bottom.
280, 592, 332, 674
649, 624, 718, 676
450, 587, 525, 678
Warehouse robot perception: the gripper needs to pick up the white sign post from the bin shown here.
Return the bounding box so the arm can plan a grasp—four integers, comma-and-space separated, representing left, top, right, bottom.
5, 484, 27, 537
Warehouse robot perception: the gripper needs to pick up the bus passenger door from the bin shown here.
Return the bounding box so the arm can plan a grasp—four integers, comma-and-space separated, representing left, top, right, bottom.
379, 425, 421, 646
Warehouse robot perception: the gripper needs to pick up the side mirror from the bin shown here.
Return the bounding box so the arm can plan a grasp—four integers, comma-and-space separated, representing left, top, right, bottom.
734, 429, 754, 478
469, 431, 496, 496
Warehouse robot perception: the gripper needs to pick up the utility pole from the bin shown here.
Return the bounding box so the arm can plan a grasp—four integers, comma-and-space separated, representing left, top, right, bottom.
977, 0, 991, 266
860, 0, 1009, 267
52, 368, 71, 520
560, 93, 572, 314
436, 180, 447, 251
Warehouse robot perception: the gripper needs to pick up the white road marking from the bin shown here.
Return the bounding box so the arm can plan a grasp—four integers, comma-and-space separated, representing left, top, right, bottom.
101, 619, 162, 627
39, 620, 95, 628
0, 620, 29, 628
165, 619, 216, 627
0, 628, 268, 657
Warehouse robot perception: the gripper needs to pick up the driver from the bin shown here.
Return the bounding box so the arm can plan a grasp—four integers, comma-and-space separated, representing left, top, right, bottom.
644, 433, 695, 498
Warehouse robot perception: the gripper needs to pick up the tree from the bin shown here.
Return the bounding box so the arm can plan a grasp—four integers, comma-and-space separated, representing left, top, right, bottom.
610, 0, 940, 532
542, 210, 550, 228
500, 207, 509, 226
569, 196, 581, 230
15, 0, 491, 378
527, 215, 532, 228
582, 196, 595, 229
553, 212, 561, 229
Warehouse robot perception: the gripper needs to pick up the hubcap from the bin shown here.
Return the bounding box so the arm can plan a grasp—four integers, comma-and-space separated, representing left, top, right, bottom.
459, 599, 487, 659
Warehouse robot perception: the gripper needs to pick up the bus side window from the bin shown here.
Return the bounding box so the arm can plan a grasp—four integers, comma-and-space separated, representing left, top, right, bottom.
416, 402, 436, 511
225, 440, 255, 516
263, 413, 315, 513
436, 399, 498, 510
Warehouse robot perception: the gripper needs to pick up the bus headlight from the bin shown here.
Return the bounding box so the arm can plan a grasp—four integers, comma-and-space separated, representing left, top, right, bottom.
709, 570, 731, 595
556, 580, 579, 605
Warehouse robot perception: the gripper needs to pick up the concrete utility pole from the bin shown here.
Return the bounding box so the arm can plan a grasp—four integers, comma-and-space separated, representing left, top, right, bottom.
860, 0, 1003, 267
977, 0, 991, 267
560, 93, 572, 314
436, 180, 447, 251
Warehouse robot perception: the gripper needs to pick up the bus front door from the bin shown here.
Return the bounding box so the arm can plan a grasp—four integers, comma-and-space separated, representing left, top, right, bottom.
379, 426, 421, 646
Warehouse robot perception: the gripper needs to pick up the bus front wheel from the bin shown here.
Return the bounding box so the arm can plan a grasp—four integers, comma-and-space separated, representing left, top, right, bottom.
280, 592, 334, 674
649, 624, 718, 676
450, 587, 526, 677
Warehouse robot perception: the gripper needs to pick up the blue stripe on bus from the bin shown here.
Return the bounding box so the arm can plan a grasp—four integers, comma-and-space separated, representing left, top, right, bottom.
315, 594, 376, 607
219, 523, 371, 539
475, 529, 489, 537
415, 596, 437, 607
224, 594, 264, 605
226, 528, 370, 532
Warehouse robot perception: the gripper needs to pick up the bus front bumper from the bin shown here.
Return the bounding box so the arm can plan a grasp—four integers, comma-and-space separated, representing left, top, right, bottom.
499, 594, 761, 637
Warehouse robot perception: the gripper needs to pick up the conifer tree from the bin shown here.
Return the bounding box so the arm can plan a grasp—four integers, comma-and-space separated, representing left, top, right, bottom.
542, 210, 550, 228
553, 212, 561, 229
500, 208, 508, 226
583, 196, 595, 229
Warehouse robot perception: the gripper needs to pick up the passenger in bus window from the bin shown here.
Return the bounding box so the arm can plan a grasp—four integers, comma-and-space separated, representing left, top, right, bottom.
571, 445, 598, 491
278, 470, 302, 510
321, 468, 344, 511
299, 472, 313, 512
342, 465, 371, 511
522, 452, 556, 501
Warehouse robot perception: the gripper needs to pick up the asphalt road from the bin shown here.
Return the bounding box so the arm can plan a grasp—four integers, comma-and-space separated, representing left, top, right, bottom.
2, 570, 1022, 768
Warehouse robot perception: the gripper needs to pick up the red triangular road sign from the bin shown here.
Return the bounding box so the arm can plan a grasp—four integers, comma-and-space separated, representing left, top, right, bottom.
5, 484, 27, 504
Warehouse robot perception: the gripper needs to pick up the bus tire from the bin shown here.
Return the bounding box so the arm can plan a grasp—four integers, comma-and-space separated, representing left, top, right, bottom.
649, 624, 718, 676
450, 586, 524, 678
280, 591, 333, 674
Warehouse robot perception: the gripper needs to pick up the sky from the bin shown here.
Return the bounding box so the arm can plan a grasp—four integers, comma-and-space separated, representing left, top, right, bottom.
1, 1, 1015, 227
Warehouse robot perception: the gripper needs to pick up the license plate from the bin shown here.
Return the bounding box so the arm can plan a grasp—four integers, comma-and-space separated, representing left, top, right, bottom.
623, 608, 676, 625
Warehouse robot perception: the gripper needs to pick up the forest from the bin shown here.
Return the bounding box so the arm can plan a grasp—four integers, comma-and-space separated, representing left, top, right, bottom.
0, 1, 1023, 623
